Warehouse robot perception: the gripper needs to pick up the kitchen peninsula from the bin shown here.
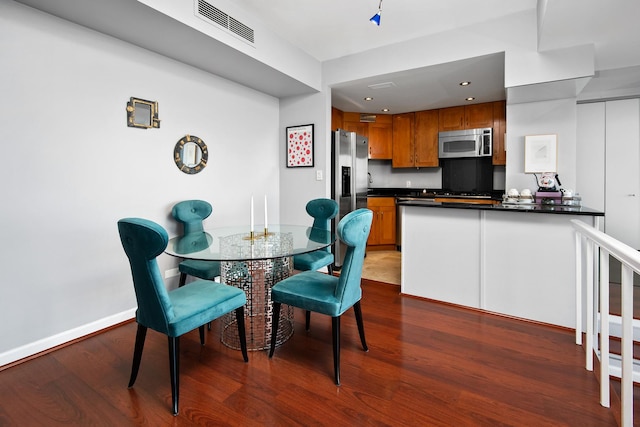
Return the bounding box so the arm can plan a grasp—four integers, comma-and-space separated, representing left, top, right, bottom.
398, 200, 604, 328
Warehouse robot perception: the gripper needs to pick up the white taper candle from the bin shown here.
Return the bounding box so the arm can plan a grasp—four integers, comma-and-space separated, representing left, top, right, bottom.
264, 194, 268, 229
250, 195, 254, 232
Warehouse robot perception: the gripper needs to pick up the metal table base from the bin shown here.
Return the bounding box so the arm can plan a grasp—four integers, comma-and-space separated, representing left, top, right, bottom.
220, 256, 294, 351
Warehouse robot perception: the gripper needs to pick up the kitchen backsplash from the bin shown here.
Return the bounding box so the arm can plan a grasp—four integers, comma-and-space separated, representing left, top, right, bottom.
368, 160, 505, 190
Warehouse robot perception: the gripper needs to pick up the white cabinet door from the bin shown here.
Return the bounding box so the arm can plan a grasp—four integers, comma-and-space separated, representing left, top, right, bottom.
605, 99, 640, 249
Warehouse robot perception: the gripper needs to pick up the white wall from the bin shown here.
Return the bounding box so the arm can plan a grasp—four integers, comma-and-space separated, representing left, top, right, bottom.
137, 0, 322, 91
0, 2, 281, 364
576, 102, 605, 211
323, 9, 538, 89
279, 91, 331, 225
505, 98, 578, 193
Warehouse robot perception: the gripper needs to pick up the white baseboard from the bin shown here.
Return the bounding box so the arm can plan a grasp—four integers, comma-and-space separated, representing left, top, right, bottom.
0, 308, 136, 367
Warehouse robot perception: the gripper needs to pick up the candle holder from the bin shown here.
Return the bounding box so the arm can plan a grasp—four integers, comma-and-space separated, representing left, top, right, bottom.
243, 231, 261, 241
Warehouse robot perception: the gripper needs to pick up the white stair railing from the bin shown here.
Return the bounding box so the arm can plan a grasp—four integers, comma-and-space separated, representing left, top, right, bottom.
572, 219, 640, 427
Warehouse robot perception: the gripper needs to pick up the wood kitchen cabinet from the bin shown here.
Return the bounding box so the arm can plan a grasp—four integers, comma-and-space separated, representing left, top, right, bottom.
367, 114, 393, 159
367, 197, 396, 248
341, 112, 392, 159
438, 102, 494, 131
338, 101, 506, 168
492, 100, 506, 165
438, 106, 465, 131
392, 111, 438, 168
331, 107, 343, 131
392, 113, 414, 167
342, 112, 368, 137
414, 109, 439, 167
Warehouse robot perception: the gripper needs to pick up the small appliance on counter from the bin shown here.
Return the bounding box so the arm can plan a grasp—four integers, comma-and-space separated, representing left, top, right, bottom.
534, 172, 563, 205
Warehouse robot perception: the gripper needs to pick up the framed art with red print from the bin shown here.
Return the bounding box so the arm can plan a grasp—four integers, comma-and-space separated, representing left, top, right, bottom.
286, 124, 314, 168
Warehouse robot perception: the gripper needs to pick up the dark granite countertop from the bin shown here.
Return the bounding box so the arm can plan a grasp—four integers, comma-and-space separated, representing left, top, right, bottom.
368, 187, 504, 200
396, 199, 604, 216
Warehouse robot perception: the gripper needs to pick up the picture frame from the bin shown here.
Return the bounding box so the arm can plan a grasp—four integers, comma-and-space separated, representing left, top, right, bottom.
524, 134, 557, 173
286, 124, 314, 168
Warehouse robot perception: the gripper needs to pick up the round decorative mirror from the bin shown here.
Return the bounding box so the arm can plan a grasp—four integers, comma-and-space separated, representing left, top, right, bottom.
174, 135, 208, 174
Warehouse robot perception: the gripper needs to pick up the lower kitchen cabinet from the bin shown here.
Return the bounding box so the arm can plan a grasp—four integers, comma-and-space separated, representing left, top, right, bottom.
367, 197, 396, 248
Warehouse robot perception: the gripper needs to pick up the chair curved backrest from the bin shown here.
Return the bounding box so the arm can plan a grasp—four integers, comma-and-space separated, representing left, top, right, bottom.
306, 198, 339, 231
171, 200, 212, 235
333, 208, 373, 313
306, 198, 338, 254
117, 218, 174, 333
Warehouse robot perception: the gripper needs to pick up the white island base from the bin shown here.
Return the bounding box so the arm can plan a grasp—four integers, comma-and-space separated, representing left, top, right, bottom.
400, 204, 602, 328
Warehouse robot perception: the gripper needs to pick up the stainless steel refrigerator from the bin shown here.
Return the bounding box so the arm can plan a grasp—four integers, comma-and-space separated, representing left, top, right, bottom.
332, 129, 368, 269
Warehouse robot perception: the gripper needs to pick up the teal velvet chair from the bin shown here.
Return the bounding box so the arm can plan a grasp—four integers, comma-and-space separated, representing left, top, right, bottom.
292, 198, 339, 330
268, 208, 373, 385
118, 218, 248, 415
172, 200, 221, 287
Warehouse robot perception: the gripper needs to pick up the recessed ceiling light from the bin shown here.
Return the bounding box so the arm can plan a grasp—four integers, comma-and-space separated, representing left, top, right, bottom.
382, 108, 390, 112
460, 81, 471, 86
364, 97, 373, 101
465, 97, 475, 101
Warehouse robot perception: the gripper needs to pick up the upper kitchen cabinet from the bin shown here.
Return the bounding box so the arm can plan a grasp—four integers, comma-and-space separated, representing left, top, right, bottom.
340, 111, 392, 159
392, 112, 415, 168
367, 114, 393, 159
342, 112, 369, 137
438, 102, 494, 131
331, 107, 343, 131
492, 101, 506, 165
414, 110, 439, 167
466, 103, 495, 129
438, 106, 465, 131
392, 110, 439, 168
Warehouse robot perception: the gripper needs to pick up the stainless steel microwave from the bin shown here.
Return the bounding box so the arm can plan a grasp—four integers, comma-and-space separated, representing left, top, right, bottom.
438, 128, 492, 158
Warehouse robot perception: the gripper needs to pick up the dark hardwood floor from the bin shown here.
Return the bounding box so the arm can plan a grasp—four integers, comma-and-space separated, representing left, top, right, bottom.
0, 279, 631, 426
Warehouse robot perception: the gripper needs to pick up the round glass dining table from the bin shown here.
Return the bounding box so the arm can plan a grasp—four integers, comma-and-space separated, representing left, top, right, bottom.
165, 225, 334, 351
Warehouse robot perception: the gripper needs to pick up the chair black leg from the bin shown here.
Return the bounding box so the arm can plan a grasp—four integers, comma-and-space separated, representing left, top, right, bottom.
178, 273, 187, 287
328, 264, 334, 276
235, 307, 249, 362
353, 301, 368, 352
168, 336, 180, 416
199, 325, 205, 345
305, 310, 311, 331
269, 302, 282, 358
332, 316, 341, 386
128, 324, 147, 388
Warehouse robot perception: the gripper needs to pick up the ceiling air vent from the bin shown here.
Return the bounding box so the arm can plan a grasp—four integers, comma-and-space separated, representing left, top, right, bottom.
195, 0, 255, 44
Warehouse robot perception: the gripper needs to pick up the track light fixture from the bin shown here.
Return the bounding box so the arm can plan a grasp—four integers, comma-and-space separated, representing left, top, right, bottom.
370, 0, 382, 26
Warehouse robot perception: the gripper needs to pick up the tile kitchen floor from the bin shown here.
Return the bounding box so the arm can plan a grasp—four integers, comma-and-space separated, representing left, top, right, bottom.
361, 250, 401, 285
